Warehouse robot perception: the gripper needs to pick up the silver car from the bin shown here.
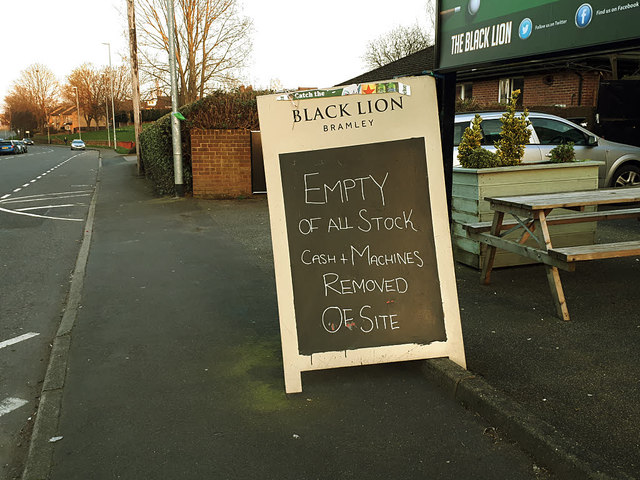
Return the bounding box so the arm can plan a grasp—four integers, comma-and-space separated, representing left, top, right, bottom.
70, 139, 86, 151
10, 140, 27, 154
454, 112, 640, 188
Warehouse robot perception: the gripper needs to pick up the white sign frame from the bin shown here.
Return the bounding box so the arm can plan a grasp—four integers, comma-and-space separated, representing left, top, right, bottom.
257, 76, 466, 393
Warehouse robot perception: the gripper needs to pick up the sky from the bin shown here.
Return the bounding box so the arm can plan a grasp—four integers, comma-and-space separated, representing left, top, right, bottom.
0, 0, 430, 113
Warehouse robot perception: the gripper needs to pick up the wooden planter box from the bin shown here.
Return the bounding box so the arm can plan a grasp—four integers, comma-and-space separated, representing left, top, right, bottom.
452, 161, 603, 269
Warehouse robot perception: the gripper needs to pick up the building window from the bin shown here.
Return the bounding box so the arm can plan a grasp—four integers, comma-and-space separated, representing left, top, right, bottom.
456, 83, 473, 100
498, 77, 524, 106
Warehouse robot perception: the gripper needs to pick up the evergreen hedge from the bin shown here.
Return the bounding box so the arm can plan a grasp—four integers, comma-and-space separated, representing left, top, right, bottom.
139, 89, 269, 195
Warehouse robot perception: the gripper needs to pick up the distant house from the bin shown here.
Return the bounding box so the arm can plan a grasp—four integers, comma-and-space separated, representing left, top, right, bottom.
48, 105, 107, 134
142, 89, 172, 110
145, 95, 172, 110
48, 105, 76, 132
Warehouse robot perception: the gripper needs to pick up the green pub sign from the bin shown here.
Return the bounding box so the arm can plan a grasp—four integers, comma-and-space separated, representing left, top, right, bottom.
438, 0, 640, 70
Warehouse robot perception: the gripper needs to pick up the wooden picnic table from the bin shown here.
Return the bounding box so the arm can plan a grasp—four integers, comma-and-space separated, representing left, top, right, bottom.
463, 188, 640, 321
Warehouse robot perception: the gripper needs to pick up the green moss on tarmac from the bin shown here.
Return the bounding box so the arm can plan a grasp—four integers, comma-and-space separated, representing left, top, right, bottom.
223, 339, 290, 413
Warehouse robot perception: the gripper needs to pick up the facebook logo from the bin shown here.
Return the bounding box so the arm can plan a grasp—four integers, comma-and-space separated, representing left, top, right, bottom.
575, 3, 593, 28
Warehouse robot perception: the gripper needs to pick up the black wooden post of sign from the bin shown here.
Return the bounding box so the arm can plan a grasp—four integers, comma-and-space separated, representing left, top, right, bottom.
438, 71, 457, 221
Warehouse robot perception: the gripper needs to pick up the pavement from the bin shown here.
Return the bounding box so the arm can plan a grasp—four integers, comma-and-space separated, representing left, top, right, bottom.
16, 149, 640, 479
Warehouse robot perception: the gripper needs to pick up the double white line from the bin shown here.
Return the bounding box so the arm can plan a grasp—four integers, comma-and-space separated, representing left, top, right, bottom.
0, 191, 92, 222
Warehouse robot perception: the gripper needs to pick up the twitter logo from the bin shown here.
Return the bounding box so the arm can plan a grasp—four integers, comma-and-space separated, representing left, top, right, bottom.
519, 18, 533, 40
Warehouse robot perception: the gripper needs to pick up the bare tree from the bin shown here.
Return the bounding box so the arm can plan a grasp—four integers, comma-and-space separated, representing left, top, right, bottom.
64, 64, 110, 129
363, 23, 432, 70
136, 0, 253, 105
362, 1, 435, 70
3, 92, 38, 134
5, 64, 59, 132
425, 0, 436, 45
109, 64, 133, 110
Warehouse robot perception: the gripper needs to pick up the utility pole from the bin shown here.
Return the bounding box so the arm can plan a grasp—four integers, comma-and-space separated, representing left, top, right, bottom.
127, 0, 144, 175
166, 0, 184, 197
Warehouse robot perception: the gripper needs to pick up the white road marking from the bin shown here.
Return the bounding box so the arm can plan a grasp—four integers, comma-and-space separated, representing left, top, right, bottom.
0, 152, 91, 222
0, 152, 93, 221
0, 398, 29, 417
0, 192, 92, 205
0, 332, 40, 349
16, 203, 84, 212
0, 206, 83, 222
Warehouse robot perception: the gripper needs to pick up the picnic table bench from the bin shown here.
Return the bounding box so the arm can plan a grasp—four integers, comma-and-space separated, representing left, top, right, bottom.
462, 188, 640, 320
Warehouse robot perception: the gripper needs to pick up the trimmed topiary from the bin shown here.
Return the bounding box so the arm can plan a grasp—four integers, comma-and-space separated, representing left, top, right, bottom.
549, 142, 576, 163
495, 90, 531, 166
458, 114, 484, 168
462, 147, 501, 169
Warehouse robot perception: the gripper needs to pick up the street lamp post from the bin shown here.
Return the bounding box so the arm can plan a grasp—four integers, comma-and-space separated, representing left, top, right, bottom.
72, 86, 82, 140
167, 0, 184, 196
103, 42, 117, 149
105, 95, 111, 147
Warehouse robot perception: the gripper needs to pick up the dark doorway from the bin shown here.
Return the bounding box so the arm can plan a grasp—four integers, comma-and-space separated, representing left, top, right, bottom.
596, 80, 640, 147
251, 131, 266, 193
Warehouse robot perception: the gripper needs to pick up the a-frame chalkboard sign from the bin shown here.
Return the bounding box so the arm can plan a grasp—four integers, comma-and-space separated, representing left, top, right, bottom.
257, 76, 465, 393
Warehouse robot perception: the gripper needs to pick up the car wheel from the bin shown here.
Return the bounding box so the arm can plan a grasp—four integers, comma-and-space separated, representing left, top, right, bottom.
612, 164, 640, 188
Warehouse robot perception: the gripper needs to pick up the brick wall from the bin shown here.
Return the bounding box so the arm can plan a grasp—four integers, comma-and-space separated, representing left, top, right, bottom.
468, 71, 601, 108
524, 71, 600, 107
471, 80, 499, 105
191, 128, 252, 198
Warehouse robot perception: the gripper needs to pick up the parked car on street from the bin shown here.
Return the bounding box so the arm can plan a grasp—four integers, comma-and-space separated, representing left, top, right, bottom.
0, 140, 16, 154
70, 139, 86, 150
10, 140, 26, 154
14, 140, 27, 153
23, 137, 34, 145
454, 112, 640, 188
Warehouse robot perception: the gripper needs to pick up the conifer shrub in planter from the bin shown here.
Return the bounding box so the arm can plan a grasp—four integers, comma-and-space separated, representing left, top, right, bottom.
494, 91, 531, 166
458, 113, 483, 166
451, 92, 600, 268
549, 142, 575, 163
464, 147, 501, 168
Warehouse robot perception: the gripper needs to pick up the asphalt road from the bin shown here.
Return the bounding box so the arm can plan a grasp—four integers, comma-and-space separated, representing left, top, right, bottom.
0, 145, 99, 479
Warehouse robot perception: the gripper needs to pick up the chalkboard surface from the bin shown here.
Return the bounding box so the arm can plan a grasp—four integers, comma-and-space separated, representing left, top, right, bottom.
280, 138, 446, 355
